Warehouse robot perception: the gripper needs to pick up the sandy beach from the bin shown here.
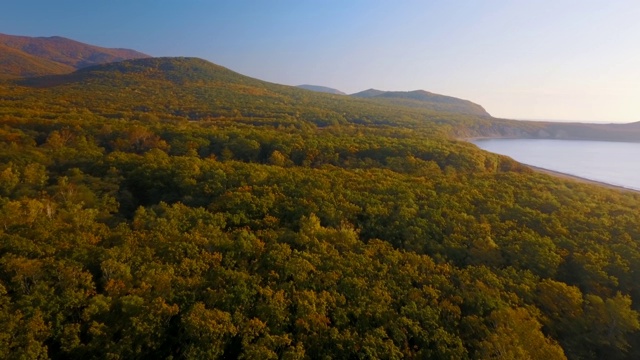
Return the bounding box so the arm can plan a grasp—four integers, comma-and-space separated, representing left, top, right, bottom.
526, 165, 640, 194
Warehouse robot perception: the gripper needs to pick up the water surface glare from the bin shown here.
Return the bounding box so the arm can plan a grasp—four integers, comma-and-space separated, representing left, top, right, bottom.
473, 139, 640, 191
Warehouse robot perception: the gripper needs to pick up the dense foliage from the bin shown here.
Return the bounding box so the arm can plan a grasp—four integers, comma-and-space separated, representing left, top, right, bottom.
0, 57, 639, 359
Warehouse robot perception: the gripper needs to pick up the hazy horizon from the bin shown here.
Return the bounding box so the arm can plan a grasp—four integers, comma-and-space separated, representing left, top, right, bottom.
3, 0, 640, 123
507, 117, 639, 124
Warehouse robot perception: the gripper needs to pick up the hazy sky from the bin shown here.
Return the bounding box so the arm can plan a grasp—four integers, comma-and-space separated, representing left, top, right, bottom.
2, 0, 640, 123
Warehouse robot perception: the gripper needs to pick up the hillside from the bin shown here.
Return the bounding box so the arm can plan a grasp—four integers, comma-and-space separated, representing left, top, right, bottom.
21, 56, 640, 142
1, 55, 640, 359
0, 33, 150, 78
297, 84, 346, 95
352, 88, 491, 117
0, 44, 74, 78
15, 57, 494, 131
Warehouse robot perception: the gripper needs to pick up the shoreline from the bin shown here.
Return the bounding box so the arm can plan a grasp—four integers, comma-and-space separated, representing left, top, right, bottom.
526, 165, 640, 194
463, 137, 640, 194
463, 138, 640, 194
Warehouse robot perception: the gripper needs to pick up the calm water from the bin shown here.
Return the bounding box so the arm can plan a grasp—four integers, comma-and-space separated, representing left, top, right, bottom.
473, 139, 640, 191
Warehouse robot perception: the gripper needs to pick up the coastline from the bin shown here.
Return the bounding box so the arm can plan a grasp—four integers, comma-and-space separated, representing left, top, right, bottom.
465, 138, 640, 194
526, 165, 640, 194
465, 137, 640, 194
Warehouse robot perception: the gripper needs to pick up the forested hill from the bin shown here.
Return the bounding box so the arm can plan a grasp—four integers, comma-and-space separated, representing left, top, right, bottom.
14, 56, 640, 142
0, 33, 150, 79
6, 57, 483, 132
0, 43, 74, 78
351, 88, 491, 117
1, 55, 640, 359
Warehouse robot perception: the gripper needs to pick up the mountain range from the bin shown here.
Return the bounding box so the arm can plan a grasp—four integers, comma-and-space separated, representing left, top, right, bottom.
1, 34, 490, 118
2, 34, 640, 141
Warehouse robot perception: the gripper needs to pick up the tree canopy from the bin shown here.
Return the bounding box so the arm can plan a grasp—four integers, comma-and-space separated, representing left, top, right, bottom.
0, 57, 639, 359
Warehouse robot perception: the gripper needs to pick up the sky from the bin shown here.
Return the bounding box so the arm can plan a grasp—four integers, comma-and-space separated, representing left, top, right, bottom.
2, 0, 640, 123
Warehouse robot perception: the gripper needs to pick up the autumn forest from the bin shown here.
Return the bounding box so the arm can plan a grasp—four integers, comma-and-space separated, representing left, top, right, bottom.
0, 47, 639, 359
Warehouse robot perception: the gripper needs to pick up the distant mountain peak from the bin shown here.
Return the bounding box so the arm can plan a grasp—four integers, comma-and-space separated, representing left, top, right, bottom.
350, 88, 489, 117
297, 84, 346, 95
351, 88, 386, 97
18, 57, 263, 89
76, 57, 237, 80
0, 33, 150, 79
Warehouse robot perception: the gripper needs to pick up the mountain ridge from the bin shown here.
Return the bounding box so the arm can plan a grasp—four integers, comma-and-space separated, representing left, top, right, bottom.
351, 88, 491, 117
0, 43, 75, 78
15, 57, 496, 126
18, 57, 270, 89
0, 33, 150, 78
13, 56, 640, 142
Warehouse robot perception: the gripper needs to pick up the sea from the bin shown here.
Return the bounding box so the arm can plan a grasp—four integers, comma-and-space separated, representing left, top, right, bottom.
472, 139, 640, 191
